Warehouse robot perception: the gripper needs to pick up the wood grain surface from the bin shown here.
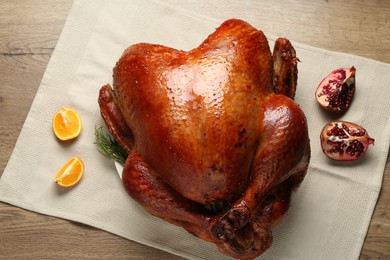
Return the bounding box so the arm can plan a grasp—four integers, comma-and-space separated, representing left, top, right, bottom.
0, 0, 389, 259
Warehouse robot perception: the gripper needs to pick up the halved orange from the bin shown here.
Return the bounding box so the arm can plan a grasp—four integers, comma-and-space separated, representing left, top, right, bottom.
52, 107, 82, 141
54, 156, 84, 187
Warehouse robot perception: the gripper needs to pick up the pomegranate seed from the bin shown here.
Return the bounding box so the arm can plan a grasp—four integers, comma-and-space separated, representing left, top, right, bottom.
320, 121, 374, 161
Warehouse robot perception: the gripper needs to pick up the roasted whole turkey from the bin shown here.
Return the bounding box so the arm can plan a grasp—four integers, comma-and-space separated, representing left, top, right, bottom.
98, 19, 310, 259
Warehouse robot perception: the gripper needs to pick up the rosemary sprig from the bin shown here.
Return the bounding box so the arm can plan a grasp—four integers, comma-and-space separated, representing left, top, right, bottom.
94, 126, 127, 164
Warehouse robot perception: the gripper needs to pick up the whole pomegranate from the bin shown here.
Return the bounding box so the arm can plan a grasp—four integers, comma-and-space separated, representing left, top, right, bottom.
320, 121, 374, 161
316, 67, 356, 113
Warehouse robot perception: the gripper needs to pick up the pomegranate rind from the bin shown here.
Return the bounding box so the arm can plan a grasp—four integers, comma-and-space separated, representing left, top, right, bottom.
320, 121, 374, 161
315, 67, 356, 113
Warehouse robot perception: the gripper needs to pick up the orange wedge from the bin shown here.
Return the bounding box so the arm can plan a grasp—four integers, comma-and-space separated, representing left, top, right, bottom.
54, 156, 84, 187
52, 107, 82, 141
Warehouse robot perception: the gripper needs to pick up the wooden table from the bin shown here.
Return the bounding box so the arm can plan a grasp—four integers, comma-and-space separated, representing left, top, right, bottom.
1, 0, 389, 259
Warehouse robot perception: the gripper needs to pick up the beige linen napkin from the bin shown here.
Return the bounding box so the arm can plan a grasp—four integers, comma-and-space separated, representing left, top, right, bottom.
1, 0, 389, 259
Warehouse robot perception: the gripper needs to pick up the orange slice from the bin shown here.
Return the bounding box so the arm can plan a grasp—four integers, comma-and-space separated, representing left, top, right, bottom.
54, 156, 84, 187
52, 107, 82, 141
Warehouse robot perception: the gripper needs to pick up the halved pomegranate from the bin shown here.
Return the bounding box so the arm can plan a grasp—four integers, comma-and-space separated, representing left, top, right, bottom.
320, 121, 374, 161
316, 66, 356, 113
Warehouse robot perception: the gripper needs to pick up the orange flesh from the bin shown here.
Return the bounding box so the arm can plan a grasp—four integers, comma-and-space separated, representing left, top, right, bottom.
53, 108, 81, 140
54, 157, 84, 187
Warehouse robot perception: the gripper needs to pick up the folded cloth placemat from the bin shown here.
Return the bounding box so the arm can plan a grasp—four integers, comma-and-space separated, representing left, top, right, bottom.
1, 0, 389, 259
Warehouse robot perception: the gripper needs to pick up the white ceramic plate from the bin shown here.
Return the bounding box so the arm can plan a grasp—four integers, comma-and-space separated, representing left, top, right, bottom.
114, 161, 124, 179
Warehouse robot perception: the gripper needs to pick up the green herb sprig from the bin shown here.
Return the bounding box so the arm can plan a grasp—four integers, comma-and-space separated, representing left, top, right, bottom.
94, 126, 127, 164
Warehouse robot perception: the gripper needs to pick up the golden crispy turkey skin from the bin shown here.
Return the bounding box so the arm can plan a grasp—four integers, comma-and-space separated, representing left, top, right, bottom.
98, 19, 310, 259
